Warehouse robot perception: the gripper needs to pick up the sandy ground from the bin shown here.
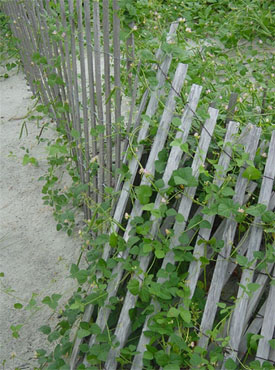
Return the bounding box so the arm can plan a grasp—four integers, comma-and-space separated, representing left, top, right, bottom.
0, 69, 80, 369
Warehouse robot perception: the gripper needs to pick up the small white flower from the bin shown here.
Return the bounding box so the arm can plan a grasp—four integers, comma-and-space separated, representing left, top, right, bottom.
144, 169, 151, 176
179, 18, 185, 23
133, 25, 137, 31
265, 118, 269, 123
186, 27, 192, 33
91, 155, 98, 163
52, 30, 57, 35
238, 208, 244, 213
194, 132, 200, 138
161, 197, 167, 204
165, 229, 171, 236
61, 32, 66, 38
125, 212, 130, 220
206, 89, 211, 94
268, 105, 272, 110
258, 39, 263, 44
219, 95, 223, 99
239, 97, 243, 103
261, 152, 267, 158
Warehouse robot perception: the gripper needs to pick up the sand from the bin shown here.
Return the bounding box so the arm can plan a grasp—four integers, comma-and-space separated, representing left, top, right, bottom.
0, 69, 80, 369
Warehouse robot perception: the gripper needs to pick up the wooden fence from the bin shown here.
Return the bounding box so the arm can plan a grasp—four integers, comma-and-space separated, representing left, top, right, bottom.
1, 0, 129, 219
68, 59, 274, 369
2, 1, 274, 368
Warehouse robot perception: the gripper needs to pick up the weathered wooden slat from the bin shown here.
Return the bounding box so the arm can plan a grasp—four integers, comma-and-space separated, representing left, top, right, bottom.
102, 0, 112, 188
198, 124, 262, 349
255, 264, 275, 363
93, 0, 105, 203
186, 121, 239, 299
76, 0, 91, 218
222, 130, 275, 366
83, 63, 188, 366
225, 93, 238, 126
83, 0, 97, 202
113, 0, 122, 173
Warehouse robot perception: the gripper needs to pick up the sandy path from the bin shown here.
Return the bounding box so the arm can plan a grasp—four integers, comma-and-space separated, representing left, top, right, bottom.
0, 70, 80, 369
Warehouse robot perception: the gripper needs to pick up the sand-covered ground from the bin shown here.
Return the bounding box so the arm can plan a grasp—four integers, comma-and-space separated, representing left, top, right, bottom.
0, 68, 80, 369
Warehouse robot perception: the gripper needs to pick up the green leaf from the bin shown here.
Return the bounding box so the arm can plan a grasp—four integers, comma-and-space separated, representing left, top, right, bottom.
261, 210, 275, 223
190, 353, 203, 367
136, 185, 152, 205
179, 307, 191, 323
142, 203, 155, 211
224, 358, 237, 369
179, 232, 189, 246
164, 365, 180, 370
170, 167, 198, 187
166, 208, 177, 217
247, 283, 260, 292
221, 187, 235, 197
143, 351, 154, 360
269, 339, 275, 349
167, 307, 179, 318
77, 328, 91, 339
236, 254, 248, 267
14, 303, 23, 309
143, 243, 153, 254
171, 117, 181, 127
109, 233, 118, 248
90, 323, 101, 335
200, 220, 211, 229
128, 279, 139, 295
155, 249, 165, 259
0, 272, 4, 277
180, 142, 189, 153
176, 213, 185, 223
242, 166, 261, 180
155, 179, 165, 188
39, 325, 51, 335
246, 204, 266, 217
